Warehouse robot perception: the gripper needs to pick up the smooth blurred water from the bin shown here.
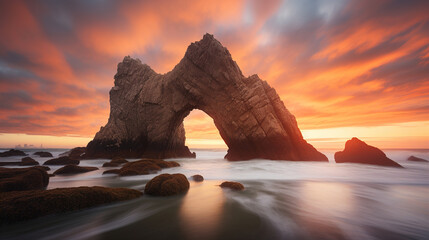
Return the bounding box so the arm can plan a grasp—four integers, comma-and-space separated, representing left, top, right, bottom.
0, 148, 428, 240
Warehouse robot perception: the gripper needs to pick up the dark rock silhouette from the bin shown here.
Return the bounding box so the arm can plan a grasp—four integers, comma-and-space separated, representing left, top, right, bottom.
33, 151, 53, 157
0, 186, 142, 224
85, 34, 327, 162
59, 147, 86, 160
53, 165, 98, 175
102, 169, 120, 175
0, 167, 49, 192
191, 174, 204, 182
110, 159, 180, 176
335, 138, 403, 168
43, 156, 80, 166
220, 181, 244, 190
0, 157, 38, 166
407, 156, 428, 162
144, 173, 189, 196
20, 157, 39, 166
0, 149, 27, 157
102, 157, 129, 167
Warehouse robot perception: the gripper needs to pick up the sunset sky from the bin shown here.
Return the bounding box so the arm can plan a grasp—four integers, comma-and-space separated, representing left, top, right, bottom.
0, 0, 428, 149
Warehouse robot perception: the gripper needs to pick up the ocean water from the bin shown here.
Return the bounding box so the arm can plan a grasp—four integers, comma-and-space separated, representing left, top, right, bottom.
0, 148, 428, 240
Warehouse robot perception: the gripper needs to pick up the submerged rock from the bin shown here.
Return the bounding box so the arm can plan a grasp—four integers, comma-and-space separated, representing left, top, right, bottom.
0, 167, 49, 192
335, 138, 403, 168
191, 174, 204, 182
84, 34, 327, 162
0, 149, 27, 157
53, 165, 98, 175
0, 186, 142, 224
43, 156, 80, 166
220, 181, 245, 191
407, 156, 428, 162
33, 151, 53, 158
144, 173, 189, 196
20, 157, 39, 166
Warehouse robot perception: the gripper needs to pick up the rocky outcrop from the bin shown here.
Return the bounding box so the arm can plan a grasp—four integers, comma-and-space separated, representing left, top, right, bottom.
0, 149, 27, 157
53, 165, 98, 175
191, 174, 204, 182
85, 34, 327, 162
108, 159, 179, 176
0, 167, 49, 192
33, 151, 53, 157
407, 156, 428, 162
43, 156, 80, 166
220, 181, 244, 191
144, 173, 189, 196
335, 138, 403, 168
0, 186, 142, 224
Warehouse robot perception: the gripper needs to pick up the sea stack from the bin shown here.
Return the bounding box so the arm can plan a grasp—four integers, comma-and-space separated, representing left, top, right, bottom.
85, 34, 327, 162
335, 137, 403, 168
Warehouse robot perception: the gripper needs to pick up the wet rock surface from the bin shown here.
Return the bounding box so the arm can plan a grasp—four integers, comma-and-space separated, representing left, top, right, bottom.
33, 151, 53, 158
191, 174, 204, 182
0, 167, 49, 192
0, 186, 142, 224
220, 181, 245, 191
0, 149, 27, 157
144, 173, 189, 196
407, 156, 428, 162
43, 156, 80, 166
53, 165, 98, 175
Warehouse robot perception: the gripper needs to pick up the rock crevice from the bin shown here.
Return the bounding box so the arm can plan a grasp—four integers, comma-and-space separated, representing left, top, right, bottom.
85, 34, 327, 161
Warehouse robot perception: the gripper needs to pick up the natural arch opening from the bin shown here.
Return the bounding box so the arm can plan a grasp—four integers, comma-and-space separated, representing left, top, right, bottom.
183, 109, 227, 151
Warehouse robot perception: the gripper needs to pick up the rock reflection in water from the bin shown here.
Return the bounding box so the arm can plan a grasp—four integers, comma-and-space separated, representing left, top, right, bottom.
179, 180, 225, 240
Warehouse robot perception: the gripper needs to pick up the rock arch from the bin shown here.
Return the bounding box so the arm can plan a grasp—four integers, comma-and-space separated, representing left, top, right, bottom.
85, 34, 327, 161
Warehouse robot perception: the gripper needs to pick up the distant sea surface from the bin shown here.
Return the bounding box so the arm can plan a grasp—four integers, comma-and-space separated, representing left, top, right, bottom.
0, 149, 428, 240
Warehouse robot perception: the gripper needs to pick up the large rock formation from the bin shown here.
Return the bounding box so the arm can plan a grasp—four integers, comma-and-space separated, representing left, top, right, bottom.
85, 34, 327, 161
335, 138, 403, 168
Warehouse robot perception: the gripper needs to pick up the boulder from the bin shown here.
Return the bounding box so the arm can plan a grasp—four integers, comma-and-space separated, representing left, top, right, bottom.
144, 173, 189, 196
0, 167, 49, 192
0, 149, 27, 157
33, 151, 53, 158
407, 156, 428, 162
191, 174, 204, 182
334, 138, 403, 168
0, 186, 142, 224
220, 181, 245, 191
84, 34, 327, 162
59, 147, 86, 160
43, 156, 80, 166
106, 159, 180, 176
20, 157, 39, 166
53, 165, 98, 175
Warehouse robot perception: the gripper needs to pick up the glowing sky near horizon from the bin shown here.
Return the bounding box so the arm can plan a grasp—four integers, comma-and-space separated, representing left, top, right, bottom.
0, 0, 428, 149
